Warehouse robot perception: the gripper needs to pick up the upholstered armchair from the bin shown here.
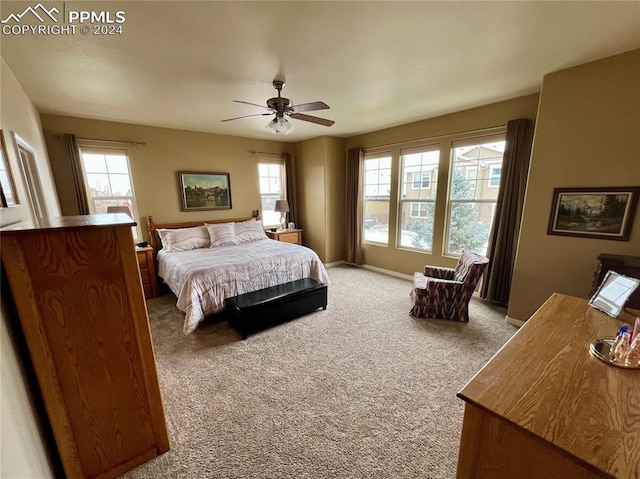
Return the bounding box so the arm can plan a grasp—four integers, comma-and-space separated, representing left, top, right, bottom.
410, 250, 489, 322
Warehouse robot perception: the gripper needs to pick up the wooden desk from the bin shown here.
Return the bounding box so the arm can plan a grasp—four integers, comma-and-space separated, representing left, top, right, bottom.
456, 293, 640, 479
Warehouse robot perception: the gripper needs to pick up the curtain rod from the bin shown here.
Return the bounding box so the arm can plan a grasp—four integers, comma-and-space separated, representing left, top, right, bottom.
53, 134, 146, 146
252, 150, 284, 157
362, 124, 506, 152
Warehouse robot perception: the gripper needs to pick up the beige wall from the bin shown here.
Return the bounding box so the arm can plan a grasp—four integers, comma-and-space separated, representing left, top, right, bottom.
508, 49, 640, 322
324, 137, 346, 263
295, 136, 346, 263
0, 59, 56, 478
346, 94, 540, 274
40, 114, 295, 240
295, 137, 326, 256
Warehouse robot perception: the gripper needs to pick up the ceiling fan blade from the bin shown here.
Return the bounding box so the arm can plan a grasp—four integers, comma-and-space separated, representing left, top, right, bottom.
233, 100, 272, 111
289, 101, 330, 113
221, 113, 272, 122
289, 113, 335, 127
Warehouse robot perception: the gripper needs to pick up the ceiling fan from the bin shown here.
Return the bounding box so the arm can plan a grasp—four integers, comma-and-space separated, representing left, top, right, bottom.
221, 80, 335, 134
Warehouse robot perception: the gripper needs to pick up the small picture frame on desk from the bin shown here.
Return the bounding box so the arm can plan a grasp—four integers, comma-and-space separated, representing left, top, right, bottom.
588, 270, 640, 317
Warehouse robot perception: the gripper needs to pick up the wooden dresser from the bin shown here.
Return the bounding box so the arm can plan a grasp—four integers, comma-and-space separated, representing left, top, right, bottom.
456, 293, 640, 478
0, 214, 169, 479
266, 229, 302, 245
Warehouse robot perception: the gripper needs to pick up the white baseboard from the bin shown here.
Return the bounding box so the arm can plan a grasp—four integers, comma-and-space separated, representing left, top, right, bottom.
360, 264, 413, 281
505, 315, 525, 328
324, 260, 346, 268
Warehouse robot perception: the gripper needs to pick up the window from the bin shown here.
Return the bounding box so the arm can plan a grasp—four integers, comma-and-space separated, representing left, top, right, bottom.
79, 146, 140, 239
363, 154, 392, 244
410, 202, 431, 218
411, 172, 431, 189
399, 147, 439, 252
489, 166, 501, 187
446, 139, 505, 256
258, 162, 284, 228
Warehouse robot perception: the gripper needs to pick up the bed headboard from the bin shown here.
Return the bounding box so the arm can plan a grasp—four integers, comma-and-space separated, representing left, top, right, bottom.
147, 210, 261, 253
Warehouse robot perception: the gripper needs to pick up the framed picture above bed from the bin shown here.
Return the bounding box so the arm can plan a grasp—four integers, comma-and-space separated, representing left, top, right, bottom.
547, 186, 639, 241
178, 171, 232, 211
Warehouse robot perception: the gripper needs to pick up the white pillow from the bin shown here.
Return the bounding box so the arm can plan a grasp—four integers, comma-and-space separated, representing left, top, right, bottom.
205, 222, 239, 247
234, 219, 267, 243
157, 226, 210, 252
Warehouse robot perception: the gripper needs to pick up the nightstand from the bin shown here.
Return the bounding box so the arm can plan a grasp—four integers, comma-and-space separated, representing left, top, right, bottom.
135, 245, 158, 299
266, 229, 302, 245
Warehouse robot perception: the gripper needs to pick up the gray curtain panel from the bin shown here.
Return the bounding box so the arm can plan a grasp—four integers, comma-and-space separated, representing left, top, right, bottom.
284, 152, 297, 226
345, 147, 364, 265
64, 133, 90, 215
481, 118, 531, 305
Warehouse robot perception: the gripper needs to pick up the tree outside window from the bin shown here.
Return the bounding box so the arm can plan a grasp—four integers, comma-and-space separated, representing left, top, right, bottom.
446, 140, 505, 256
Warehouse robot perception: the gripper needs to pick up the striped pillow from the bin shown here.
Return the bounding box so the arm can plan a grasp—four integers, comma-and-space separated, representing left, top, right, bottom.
158, 226, 210, 252
234, 219, 267, 243
205, 222, 239, 247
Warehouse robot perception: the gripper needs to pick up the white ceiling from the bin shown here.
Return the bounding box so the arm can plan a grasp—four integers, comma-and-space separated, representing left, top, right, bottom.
2, 1, 639, 142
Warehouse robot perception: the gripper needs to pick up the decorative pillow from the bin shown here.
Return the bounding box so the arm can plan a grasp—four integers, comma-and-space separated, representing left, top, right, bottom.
157, 226, 210, 252
234, 219, 267, 243
205, 222, 239, 247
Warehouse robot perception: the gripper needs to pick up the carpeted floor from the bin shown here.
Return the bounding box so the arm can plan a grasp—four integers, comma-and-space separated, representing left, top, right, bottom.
123, 264, 517, 479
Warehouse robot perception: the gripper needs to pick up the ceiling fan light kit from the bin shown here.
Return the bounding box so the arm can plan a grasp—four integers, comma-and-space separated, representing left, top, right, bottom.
222, 80, 335, 134
266, 116, 293, 135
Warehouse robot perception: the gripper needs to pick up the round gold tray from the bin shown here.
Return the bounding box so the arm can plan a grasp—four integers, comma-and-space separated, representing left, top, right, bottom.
590, 338, 640, 369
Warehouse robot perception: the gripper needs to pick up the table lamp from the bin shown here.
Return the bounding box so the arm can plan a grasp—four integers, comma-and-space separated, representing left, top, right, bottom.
274, 200, 289, 231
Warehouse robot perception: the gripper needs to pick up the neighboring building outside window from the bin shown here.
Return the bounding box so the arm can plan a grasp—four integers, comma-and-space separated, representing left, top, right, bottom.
363, 154, 392, 244
79, 146, 141, 240
446, 139, 505, 256
399, 146, 439, 252
258, 162, 284, 228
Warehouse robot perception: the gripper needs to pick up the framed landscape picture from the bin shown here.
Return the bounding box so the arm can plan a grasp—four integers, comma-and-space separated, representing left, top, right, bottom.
178, 171, 232, 211
547, 186, 639, 241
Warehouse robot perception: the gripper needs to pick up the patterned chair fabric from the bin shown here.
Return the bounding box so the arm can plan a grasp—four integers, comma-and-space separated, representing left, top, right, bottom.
410, 250, 489, 322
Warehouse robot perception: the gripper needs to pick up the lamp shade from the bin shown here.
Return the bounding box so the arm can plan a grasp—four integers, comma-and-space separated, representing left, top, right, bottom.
274, 199, 290, 213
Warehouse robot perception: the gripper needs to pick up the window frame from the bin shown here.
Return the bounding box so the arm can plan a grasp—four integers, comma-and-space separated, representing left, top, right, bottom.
257, 160, 285, 229
78, 145, 141, 240
363, 152, 392, 246
397, 145, 440, 253
444, 135, 506, 257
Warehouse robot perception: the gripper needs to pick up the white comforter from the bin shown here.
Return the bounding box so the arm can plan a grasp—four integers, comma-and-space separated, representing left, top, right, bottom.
157, 238, 330, 334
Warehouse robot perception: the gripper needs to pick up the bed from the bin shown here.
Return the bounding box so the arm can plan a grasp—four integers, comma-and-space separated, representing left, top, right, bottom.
148, 213, 330, 334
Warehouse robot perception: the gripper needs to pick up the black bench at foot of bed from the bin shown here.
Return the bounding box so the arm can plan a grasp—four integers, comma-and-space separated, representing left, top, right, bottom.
225, 278, 328, 339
